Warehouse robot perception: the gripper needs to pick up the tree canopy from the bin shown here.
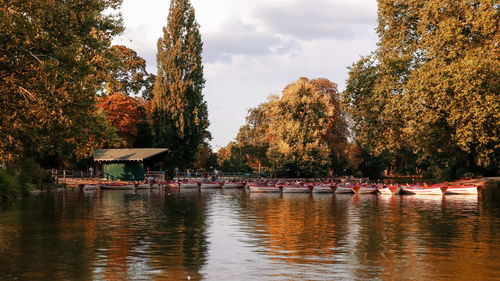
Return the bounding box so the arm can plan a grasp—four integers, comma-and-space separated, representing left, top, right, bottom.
344, 0, 499, 179
0, 0, 124, 165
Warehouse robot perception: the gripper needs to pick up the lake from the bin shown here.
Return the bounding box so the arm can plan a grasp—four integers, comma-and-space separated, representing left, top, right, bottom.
0, 183, 499, 280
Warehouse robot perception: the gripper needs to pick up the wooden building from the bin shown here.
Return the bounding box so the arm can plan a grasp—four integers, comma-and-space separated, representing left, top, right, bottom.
93, 148, 168, 181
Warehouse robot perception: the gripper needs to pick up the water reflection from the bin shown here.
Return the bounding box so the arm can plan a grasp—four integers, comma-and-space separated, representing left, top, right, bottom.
0, 184, 498, 280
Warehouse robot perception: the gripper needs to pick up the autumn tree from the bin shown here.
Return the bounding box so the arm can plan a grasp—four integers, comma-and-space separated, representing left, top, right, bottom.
152, 0, 209, 172
97, 93, 141, 147
266, 78, 348, 177
345, 0, 499, 179
0, 0, 123, 166
235, 102, 273, 171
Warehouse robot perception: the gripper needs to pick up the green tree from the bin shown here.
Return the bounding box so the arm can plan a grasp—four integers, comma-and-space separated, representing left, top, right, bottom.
345, 0, 499, 178
0, 0, 123, 166
103, 45, 155, 98
152, 0, 209, 173
266, 78, 347, 177
235, 103, 272, 170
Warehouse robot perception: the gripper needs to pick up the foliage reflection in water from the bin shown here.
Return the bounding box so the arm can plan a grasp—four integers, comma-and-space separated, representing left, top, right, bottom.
0, 183, 499, 280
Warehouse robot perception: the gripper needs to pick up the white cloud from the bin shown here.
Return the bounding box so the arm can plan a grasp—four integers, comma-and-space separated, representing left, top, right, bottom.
115, 0, 379, 148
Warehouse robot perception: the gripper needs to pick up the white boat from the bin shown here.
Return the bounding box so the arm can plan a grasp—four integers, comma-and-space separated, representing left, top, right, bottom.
377, 185, 401, 195
99, 182, 135, 190
248, 184, 281, 193
335, 183, 354, 194
312, 185, 334, 193
400, 184, 446, 195
179, 182, 199, 188
282, 184, 312, 193
445, 184, 479, 195
353, 185, 378, 194
200, 182, 221, 189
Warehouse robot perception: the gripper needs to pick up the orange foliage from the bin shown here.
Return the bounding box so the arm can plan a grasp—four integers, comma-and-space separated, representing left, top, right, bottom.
97, 93, 141, 147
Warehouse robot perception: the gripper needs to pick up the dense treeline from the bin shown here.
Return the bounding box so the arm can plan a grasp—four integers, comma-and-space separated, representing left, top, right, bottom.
344, 0, 499, 179
0, 0, 210, 197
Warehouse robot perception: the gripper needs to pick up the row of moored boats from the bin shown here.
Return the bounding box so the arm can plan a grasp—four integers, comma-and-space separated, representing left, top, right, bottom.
80, 180, 480, 195
247, 181, 480, 195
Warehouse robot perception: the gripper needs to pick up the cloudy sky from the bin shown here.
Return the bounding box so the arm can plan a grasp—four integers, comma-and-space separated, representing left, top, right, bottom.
114, 0, 379, 149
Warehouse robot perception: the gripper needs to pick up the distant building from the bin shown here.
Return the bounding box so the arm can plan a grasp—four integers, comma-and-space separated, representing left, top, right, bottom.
93, 148, 168, 181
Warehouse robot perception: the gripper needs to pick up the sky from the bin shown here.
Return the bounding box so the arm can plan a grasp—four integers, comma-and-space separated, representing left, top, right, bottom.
113, 0, 379, 150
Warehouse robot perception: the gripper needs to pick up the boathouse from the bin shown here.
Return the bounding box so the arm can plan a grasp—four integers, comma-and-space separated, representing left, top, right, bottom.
93, 148, 168, 181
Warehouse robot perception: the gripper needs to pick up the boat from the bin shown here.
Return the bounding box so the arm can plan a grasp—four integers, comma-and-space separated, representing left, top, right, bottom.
335, 183, 355, 194
312, 184, 335, 193
445, 183, 479, 195
400, 184, 447, 195
282, 184, 312, 193
353, 184, 378, 194
99, 182, 135, 190
377, 185, 401, 195
200, 182, 221, 189
247, 183, 281, 193
165, 181, 180, 189
179, 181, 199, 188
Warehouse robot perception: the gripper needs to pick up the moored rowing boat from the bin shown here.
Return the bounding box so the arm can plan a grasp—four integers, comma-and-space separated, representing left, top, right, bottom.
282, 184, 312, 193
400, 184, 447, 195
200, 182, 221, 189
377, 185, 401, 195
445, 184, 479, 195
353, 184, 378, 194
312, 184, 334, 193
248, 184, 281, 193
179, 181, 199, 188
335, 183, 354, 194
99, 182, 135, 190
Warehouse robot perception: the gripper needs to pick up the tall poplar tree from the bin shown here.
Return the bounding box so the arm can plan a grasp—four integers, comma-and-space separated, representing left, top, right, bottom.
152, 0, 209, 172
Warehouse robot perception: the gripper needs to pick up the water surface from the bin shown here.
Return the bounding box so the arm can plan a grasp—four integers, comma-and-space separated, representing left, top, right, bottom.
0, 183, 499, 280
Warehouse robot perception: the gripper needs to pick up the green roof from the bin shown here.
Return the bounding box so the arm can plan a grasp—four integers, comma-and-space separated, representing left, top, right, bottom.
93, 148, 168, 162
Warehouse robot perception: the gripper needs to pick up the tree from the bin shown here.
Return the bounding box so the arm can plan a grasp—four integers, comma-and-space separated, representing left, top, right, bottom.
97, 93, 141, 147
0, 0, 123, 166
235, 103, 272, 170
345, 0, 499, 178
266, 78, 347, 177
152, 0, 209, 173
103, 45, 155, 98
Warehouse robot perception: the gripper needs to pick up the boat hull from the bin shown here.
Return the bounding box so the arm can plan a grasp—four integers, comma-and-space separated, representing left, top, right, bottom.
401, 186, 446, 195
200, 183, 221, 189
378, 186, 401, 195
445, 185, 479, 195
335, 186, 354, 194
99, 184, 135, 190
355, 186, 378, 194
179, 183, 199, 188
223, 183, 243, 189
312, 185, 333, 193
282, 185, 311, 193
248, 185, 281, 193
